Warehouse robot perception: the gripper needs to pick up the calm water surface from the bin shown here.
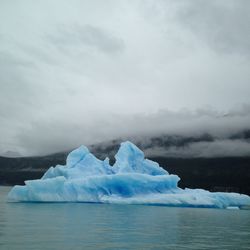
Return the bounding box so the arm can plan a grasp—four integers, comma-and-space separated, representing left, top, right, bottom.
0, 186, 250, 250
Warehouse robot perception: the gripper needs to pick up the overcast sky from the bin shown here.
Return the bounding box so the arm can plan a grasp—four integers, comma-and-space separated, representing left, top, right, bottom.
0, 0, 250, 156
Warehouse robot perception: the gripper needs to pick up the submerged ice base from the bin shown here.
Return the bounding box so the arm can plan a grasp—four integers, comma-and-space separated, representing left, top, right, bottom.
8, 142, 250, 209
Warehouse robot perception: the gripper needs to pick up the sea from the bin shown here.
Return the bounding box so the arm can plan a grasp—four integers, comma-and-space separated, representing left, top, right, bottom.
0, 186, 250, 250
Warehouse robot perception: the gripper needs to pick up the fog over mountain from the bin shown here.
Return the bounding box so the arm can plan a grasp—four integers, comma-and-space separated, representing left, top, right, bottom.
0, 0, 250, 157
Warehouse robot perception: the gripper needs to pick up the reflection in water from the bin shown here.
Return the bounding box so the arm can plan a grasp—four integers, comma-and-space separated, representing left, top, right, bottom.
1, 186, 250, 250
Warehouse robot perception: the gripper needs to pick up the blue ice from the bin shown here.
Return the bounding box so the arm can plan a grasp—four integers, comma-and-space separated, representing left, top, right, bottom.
7, 141, 250, 209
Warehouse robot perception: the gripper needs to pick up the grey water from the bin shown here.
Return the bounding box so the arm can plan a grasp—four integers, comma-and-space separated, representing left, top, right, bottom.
0, 186, 250, 250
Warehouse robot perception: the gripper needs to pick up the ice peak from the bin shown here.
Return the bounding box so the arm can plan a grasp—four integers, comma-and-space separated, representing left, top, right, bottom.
66, 145, 89, 168
114, 141, 144, 163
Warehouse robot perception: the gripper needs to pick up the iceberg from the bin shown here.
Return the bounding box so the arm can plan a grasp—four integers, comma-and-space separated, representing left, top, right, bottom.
7, 141, 250, 209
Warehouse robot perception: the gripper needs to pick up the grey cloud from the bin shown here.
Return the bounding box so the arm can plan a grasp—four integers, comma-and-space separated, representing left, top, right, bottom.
48, 24, 125, 54
0, 0, 250, 157
17, 43, 58, 66
0, 52, 38, 117
0, 52, 43, 154
174, 0, 250, 55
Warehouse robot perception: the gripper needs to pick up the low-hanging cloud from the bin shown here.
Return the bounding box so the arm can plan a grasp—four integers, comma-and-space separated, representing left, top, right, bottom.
144, 140, 250, 158
9, 106, 250, 156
